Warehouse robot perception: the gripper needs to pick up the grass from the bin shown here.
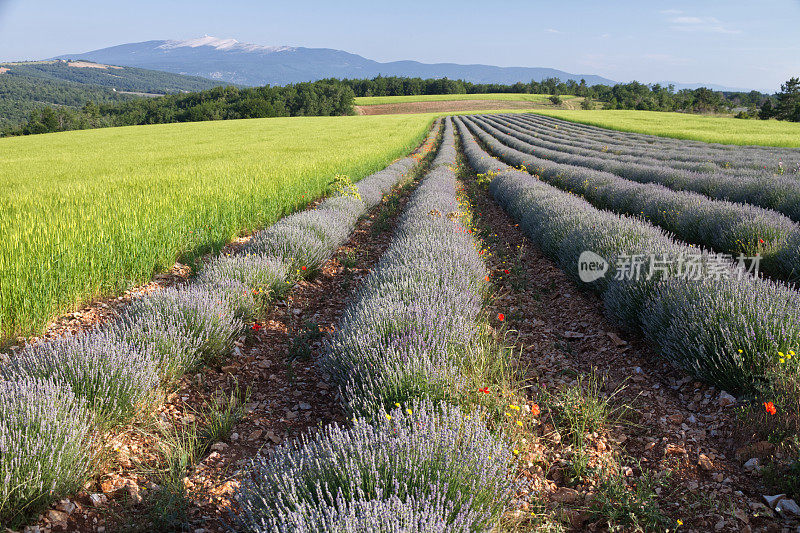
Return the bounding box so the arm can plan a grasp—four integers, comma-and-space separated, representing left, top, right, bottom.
533, 109, 800, 147
0, 114, 433, 341
356, 93, 574, 106
138, 385, 247, 531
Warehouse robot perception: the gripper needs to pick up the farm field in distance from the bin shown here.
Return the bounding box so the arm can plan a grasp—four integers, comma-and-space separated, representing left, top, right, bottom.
0, 114, 431, 341
354, 93, 574, 105
355, 93, 580, 115
535, 109, 800, 147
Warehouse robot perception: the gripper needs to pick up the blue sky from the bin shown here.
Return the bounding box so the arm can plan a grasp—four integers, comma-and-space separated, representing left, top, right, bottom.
1, 0, 798, 92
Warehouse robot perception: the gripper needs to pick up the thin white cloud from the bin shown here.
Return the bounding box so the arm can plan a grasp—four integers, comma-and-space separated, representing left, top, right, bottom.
666, 14, 740, 34
600, 33, 610, 38
671, 16, 703, 24
545, 28, 561, 34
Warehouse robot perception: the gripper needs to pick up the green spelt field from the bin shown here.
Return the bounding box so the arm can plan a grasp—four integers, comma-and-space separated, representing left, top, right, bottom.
0, 114, 432, 340
534, 109, 800, 147
355, 93, 573, 106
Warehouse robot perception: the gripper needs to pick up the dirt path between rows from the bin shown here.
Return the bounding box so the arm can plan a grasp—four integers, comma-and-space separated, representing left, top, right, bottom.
460, 160, 789, 532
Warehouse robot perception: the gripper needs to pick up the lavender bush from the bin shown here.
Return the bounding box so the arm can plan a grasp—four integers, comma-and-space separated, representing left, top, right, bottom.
238, 401, 511, 532
355, 159, 416, 207
198, 253, 289, 314
3, 331, 157, 426
642, 275, 800, 394
325, 118, 488, 414
462, 116, 800, 282
467, 114, 800, 223
455, 116, 800, 396
0, 378, 93, 527
197, 278, 263, 322
514, 113, 800, 172
256, 491, 490, 533
116, 285, 243, 380
242, 224, 332, 274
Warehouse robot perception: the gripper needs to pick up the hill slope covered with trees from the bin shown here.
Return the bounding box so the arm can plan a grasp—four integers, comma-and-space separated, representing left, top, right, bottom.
0, 60, 225, 129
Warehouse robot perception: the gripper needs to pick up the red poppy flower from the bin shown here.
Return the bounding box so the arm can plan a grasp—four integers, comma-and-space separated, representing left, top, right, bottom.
530, 403, 541, 417
504, 269, 510, 274
251, 323, 262, 331
764, 401, 777, 415
478, 387, 490, 394
485, 276, 490, 282
497, 313, 505, 322
759, 239, 765, 244
301, 265, 307, 271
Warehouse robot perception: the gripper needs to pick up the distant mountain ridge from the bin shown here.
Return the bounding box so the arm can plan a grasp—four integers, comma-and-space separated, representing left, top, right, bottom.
54, 36, 619, 87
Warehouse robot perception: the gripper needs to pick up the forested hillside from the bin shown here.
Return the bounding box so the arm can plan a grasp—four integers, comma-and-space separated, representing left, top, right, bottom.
7, 80, 356, 135
0, 60, 225, 129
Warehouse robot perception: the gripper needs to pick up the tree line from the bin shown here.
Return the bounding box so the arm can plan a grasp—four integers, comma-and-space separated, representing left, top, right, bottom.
6, 74, 799, 137
4, 80, 355, 136
338, 75, 800, 120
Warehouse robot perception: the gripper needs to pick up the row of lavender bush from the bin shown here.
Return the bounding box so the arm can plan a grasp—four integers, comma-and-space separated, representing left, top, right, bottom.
490, 113, 800, 218
461, 115, 800, 283
472, 114, 800, 223
498, 114, 783, 178
455, 116, 800, 399
238, 118, 512, 532
522, 113, 800, 171
0, 122, 439, 527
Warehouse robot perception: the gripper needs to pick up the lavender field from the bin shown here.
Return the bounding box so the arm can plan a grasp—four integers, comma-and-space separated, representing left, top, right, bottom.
3, 113, 800, 532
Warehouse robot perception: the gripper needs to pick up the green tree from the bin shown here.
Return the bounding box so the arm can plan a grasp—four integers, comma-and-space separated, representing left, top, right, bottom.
776, 77, 800, 121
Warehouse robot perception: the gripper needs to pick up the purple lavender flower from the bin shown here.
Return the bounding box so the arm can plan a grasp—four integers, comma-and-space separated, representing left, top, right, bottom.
117, 285, 243, 380
0, 377, 93, 526
456, 115, 800, 396
3, 330, 157, 426
238, 401, 511, 532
